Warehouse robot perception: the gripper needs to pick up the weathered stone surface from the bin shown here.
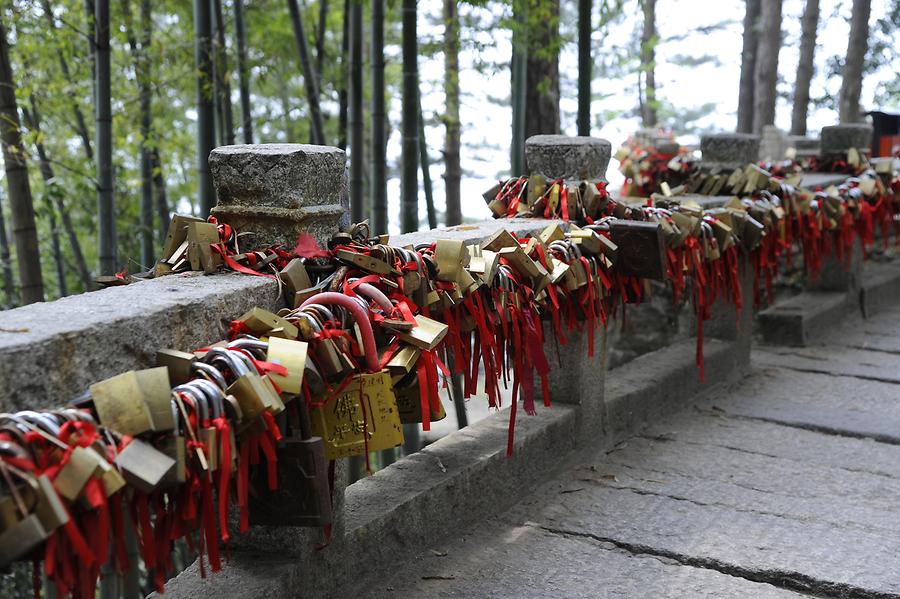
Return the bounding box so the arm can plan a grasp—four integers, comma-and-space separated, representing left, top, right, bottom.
209, 144, 347, 247
700, 133, 760, 171
524, 135, 612, 181
820, 124, 873, 157
376, 520, 804, 599
0, 272, 280, 411
759, 125, 786, 161
757, 290, 855, 347
807, 236, 862, 293
785, 134, 819, 159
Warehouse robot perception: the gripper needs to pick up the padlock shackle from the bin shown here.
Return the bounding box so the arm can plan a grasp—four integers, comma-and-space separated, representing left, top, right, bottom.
191, 362, 228, 390
348, 279, 393, 313
299, 292, 379, 373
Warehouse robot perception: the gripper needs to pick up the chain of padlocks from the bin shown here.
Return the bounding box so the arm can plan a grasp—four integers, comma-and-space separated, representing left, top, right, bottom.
1, 148, 898, 597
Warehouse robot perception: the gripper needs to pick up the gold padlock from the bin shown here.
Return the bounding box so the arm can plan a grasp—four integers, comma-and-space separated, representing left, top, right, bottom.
266, 337, 309, 396
89, 367, 173, 435
54, 445, 102, 502
394, 372, 447, 424
114, 438, 176, 494
300, 292, 404, 460
0, 465, 48, 569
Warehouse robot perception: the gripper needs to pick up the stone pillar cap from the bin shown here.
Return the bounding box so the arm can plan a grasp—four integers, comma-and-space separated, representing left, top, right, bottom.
820, 124, 873, 157
524, 135, 612, 181
209, 143, 348, 248
700, 133, 760, 171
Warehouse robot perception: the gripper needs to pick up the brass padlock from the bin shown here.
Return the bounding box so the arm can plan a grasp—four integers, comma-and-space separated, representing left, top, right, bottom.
89, 367, 174, 435
53, 445, 103, 502
394, 371, 447, 424
266, 337, 309, 396
300, 292, 404, 460
0, 465, 48, 569
157, 348, 197, 385
114, 438, 176, 494
159, 401, 187, 487
187, 221, 223, 273
249, 401, 332, 527
609, 220, 667, 280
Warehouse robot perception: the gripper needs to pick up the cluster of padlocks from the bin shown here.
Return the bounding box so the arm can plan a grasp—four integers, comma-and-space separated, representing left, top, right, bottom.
2, 145, 897, 596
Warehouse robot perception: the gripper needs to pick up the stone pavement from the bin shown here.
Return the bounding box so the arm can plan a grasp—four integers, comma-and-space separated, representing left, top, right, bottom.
344, 306, 900, 598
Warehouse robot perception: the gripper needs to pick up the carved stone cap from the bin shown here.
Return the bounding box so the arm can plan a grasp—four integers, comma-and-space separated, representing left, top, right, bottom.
209, 143, 348, 247
524, 135, 612, 182
700, 133, 760, 170
820, 124, 873, 156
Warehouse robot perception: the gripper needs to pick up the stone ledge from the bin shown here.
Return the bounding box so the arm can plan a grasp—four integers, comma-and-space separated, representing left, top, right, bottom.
859, 259, 900, 319
0, 272, 280, 410
604, 338, 744, 445
757, 291, 853, 347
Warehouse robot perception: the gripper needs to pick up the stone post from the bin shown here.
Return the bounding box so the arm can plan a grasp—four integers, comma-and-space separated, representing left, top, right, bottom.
759, 125, 786, 162
209, 144, 348, 248
209, 143, 352, 556
524, 135, 611, 442
820, 124, 873, 159
700, 133, 760, 171
785, 135, 820, 160
525, 135, 611, 181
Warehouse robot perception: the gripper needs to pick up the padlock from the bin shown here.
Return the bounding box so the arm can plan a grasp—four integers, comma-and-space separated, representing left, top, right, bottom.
89, 367, 173, 435
159, 401, 187, 487
266, 337, 309, 396
186, 221, 223, 273
387, 314, 449, 352
161, 214, 206, 262
249, 400, 332, 527
302, 293, 404, 460
609, 220, 667, 280
393, 371, 447, 424
157, 348, 197, 385
206, 348, 278, 425
238, 307, 300, 339
54, 445, 104, 502
0, 465, 48, 569
114, 438, 176, 494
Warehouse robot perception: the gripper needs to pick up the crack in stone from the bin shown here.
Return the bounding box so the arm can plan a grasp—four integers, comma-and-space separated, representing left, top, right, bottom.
756, 363, 900, 386
848, 344, 900, 356
536, 524, 898, 599
718, 411, 900, 447
585, 480, 816, 527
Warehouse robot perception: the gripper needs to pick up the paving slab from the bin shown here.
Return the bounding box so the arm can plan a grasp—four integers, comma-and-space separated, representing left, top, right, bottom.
372, 519, 805, 599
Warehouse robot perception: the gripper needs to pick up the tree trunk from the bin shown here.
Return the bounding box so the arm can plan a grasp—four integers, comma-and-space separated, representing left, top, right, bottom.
752, 0, 781, 134
523, 0, 560, 140
24, 104, 66, 296
40, 0, 94, 161
443, 0, 461, 226
213, 0, 235, 146
838, 0, 871, 123
316, 0, 328, 85
234, 0, 254, 144
23, 98, 92, 294
95, 0, 116, 275
337, 0, 350, 150
400, 0, 419, 232
194, 0, 216, 216
418, 92, 437, 230
121, 0, 155, 267
736, 0, 760, 133
640, 0, 657, 127
577, 0, 591, 136
0, 190, 15, 307
510, 0, 527, 175
790, 0, 818, 136
288, 0, 326, 146
349, 0, 364, 223
0, 18, 44, 304
150, 150, 170, 245
371, 0, 387, 234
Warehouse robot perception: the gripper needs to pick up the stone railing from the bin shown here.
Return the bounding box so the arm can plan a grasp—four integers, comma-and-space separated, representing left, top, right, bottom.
1, 133, 871, 598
